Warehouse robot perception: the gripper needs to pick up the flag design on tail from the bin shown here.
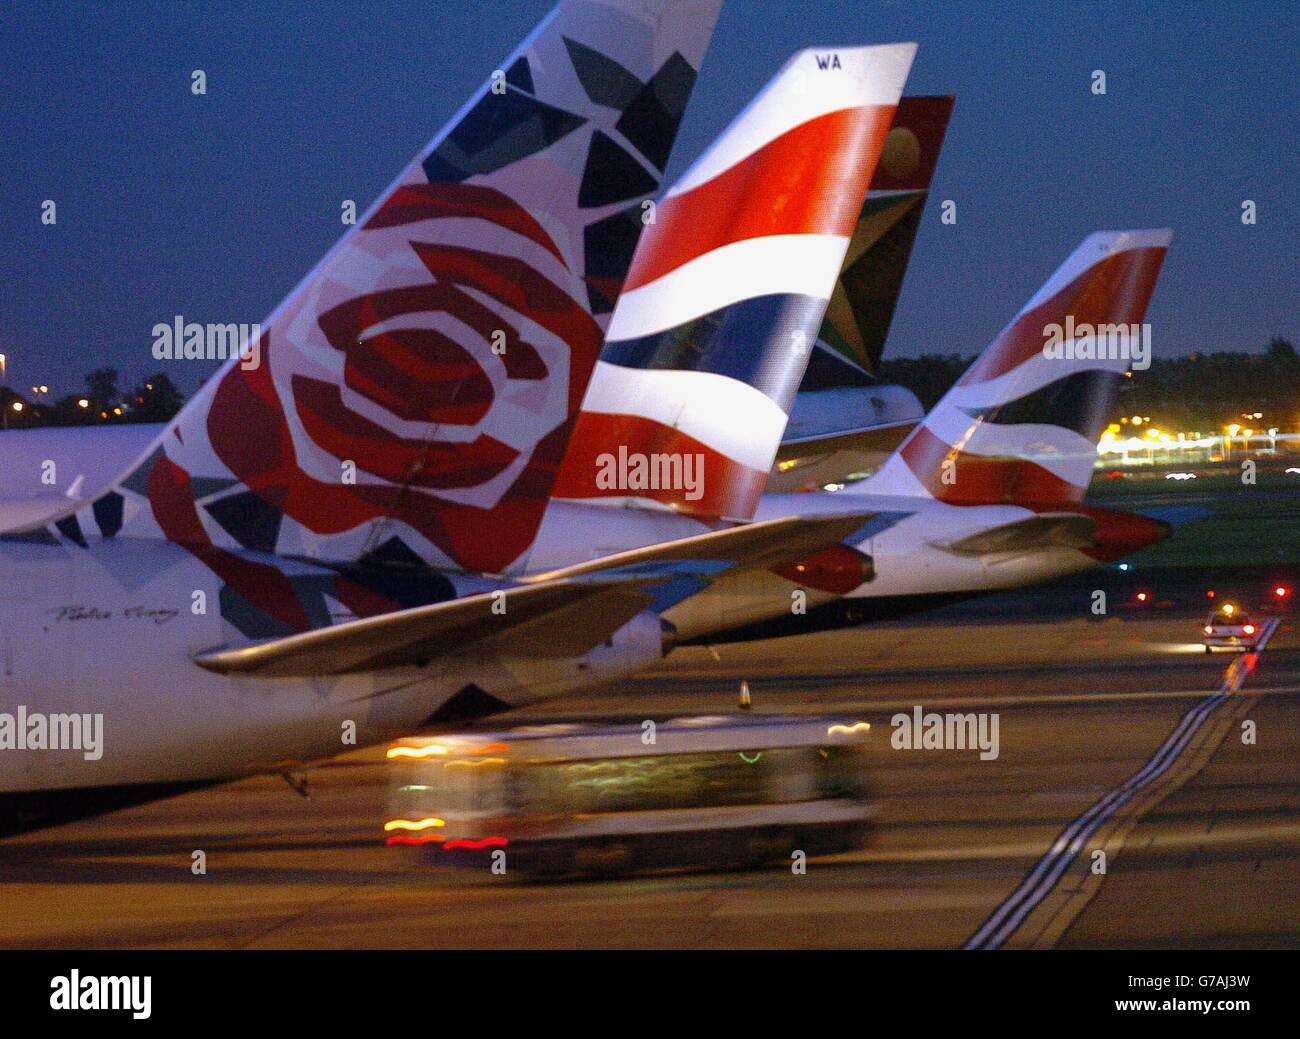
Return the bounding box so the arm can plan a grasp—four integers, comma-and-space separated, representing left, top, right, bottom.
71, 0, 722, 594
551, 43, 919, 520
860, 229, 1172, 505
802, 94, 954, 391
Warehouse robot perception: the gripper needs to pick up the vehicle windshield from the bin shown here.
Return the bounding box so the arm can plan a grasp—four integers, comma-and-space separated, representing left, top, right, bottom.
514, 749, 786, 815
1210, 610, 1252, 626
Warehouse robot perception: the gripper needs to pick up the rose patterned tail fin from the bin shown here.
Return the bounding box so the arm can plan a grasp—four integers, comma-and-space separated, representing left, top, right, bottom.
71, 0, 723, 576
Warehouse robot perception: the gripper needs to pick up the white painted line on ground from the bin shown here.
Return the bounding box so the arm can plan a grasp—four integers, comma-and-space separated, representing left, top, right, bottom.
964, 618, 1281, 949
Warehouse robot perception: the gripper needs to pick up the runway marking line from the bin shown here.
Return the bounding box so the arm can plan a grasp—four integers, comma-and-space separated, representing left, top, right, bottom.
963, 618, 1282, 950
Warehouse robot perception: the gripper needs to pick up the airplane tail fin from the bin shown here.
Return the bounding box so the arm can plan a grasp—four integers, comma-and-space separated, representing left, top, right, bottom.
802, 94, 954, 390
857, 230, 1172, 505
65, 0, 723, 576
551, 43, 919, 520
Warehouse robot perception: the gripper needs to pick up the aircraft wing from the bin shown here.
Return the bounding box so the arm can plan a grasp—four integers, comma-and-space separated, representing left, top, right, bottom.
769, 420, 918, 493
932, 514, 1097, 556
524, 513, 877, 582
779, 418, 918, 452
194, 513, 876, 677
0, 496, 84, 533
194, 578, 662, 677
0, 423, 163, 534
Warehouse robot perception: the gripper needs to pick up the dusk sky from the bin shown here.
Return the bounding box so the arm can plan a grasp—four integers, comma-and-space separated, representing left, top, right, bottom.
1, 0, 1296, 397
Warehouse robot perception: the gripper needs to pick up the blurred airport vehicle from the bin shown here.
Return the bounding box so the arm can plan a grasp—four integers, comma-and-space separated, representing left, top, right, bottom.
1202, 603, 1258, 653
384, 715, 874, 876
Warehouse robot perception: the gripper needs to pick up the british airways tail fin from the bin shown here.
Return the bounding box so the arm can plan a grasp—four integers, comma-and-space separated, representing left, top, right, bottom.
551, 42, 918, 520
857, 229, 1172, 505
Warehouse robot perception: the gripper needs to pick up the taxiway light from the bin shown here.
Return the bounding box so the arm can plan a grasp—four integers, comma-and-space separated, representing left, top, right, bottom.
386, 743, 449, 759
384, 817, 445, 832
443, 837, 508, 850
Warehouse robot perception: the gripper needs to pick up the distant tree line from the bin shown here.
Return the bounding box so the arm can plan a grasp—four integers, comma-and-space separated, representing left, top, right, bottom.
3, 338, 1297, 434
0, 369, 185, 429
879, 337, 1300, 432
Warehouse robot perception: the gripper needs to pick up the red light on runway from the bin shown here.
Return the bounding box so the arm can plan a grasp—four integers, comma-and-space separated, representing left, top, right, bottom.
443, 837, 508, 850
1274, 586, 1290, 599
1136, 592, 1149, 602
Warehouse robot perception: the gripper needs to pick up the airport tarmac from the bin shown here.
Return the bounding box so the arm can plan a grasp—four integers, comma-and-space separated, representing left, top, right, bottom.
1, 571, 1297, 949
